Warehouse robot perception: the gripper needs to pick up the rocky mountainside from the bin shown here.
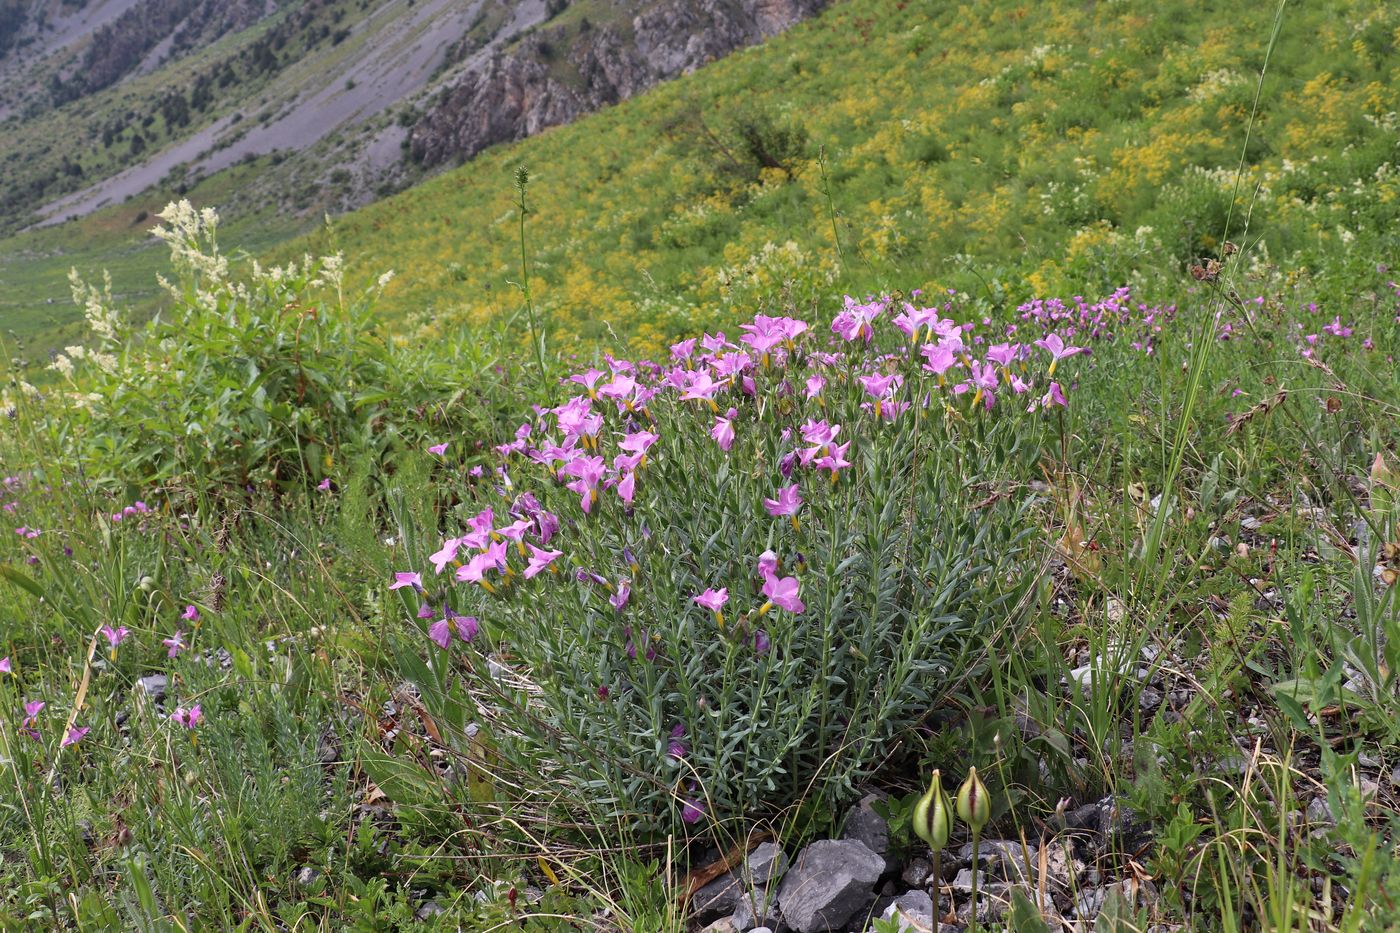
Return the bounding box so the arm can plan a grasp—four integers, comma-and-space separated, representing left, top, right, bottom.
0, 0, 827, 233
408, 0, 828, 167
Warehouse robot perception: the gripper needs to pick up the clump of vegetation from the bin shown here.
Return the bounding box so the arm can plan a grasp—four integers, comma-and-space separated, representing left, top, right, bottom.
45, 202, 416, 495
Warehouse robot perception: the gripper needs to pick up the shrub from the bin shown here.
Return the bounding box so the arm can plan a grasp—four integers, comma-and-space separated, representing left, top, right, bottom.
48, 202, 424, 496
392, 293, 1072, 838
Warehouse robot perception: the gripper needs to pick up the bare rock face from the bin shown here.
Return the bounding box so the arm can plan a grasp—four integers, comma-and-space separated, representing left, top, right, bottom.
408, 0, 827, 168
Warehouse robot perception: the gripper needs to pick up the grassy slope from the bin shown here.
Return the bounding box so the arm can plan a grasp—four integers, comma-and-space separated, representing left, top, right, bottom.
289, 0, 1399, 358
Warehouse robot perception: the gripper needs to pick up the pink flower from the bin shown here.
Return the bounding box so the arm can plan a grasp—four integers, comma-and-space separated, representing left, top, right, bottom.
985, 342, 1019, 367
524, 545, 563, 578
764, 484, 803, 527
454, 614, 480, 643
171, 705, 202, 729
667, 722, 688, 758
610, 580, 631, 611
831, 296, 883, 342
428, 618, 452, 649
693, 588, 728, 612
921, 341, 959, 377
317, 478, 332, 491
181, 604, 199, 622
682, 798, 705, 824
805, 374, 826, 400
679, 370, 723, 408
21, 699, 44, 738
1033, 333, 1085, 375
162, 630, 186, 658
427, 442, 449, 456
0, 657, 10, 675
62, 726, 88, 748
1041, 381, 1068, 409
757, 550, 780, 578
430, 538, 461, 574
389, 572, 422, 591
813, 441, 852, 478
617, 470, 637, 505
100, 625, 129, 654
759, 572, 804, 614
858, 372, 901, 400
710, 408, 738, 452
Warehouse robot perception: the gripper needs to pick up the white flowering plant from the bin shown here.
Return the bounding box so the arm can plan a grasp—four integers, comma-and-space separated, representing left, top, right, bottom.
45, 202, 455, 496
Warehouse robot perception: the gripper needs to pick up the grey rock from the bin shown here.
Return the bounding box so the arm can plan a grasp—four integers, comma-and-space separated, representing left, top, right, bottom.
1139, 686, 1163, 711
776, 838, 884, 932
1075, 886, 1107, 919
743, 841, 789, 886
415, 900, 445, 920
901, 856, 931, 887
692, 873, 743, 923
1065, 795, 1145, 850
954, 882, 1024, 924
954, 839, 1033, 883
1076, 879, 1157, 920
880, 890, 933, 932
293, 866, 321, 887
1035, 842, 1087, 889
136, 673, 168, 704
1390, 764, 1400, 788
1306, 796, 1334, 826
699, 917, 740, 933
843, 793, 890, 860
732, 888, 781, 930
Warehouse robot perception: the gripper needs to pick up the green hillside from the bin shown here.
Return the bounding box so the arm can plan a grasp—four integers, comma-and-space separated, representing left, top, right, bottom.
7, 1, 1400, 928
295, 0, 1399, 357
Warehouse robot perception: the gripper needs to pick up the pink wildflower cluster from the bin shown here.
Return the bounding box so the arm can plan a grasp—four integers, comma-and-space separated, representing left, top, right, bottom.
110, 500, 153, 523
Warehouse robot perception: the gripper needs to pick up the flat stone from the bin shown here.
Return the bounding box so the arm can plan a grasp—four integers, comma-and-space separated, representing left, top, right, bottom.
775, 838, 884, 932
699, 918, 740, 933
880, 890, 933, 932
136, 673, 168, 704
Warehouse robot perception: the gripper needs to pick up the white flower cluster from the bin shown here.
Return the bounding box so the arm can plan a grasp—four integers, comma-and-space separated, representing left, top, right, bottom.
66, 268, 123, 344
151, 200, 229, 286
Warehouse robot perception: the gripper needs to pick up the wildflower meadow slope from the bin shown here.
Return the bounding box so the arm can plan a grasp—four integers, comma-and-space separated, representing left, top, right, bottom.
4, 194, 1400, 926
296, 0, 1400, 359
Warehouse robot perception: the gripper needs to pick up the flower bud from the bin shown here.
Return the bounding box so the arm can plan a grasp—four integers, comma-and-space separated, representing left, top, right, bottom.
956, 766, 990, 833
912, 769, 954, 850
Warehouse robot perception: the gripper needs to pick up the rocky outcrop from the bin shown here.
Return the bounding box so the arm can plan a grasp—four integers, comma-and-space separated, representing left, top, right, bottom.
407, 0, 827, 167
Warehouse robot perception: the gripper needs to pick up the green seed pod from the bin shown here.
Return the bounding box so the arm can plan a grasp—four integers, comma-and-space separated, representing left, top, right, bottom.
912, 769, 954, 850
956, 766, 991, 833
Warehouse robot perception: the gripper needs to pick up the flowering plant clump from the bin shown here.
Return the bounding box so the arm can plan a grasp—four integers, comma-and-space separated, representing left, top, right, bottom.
45, 202, 422, 495
392, 291, 1090, 835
